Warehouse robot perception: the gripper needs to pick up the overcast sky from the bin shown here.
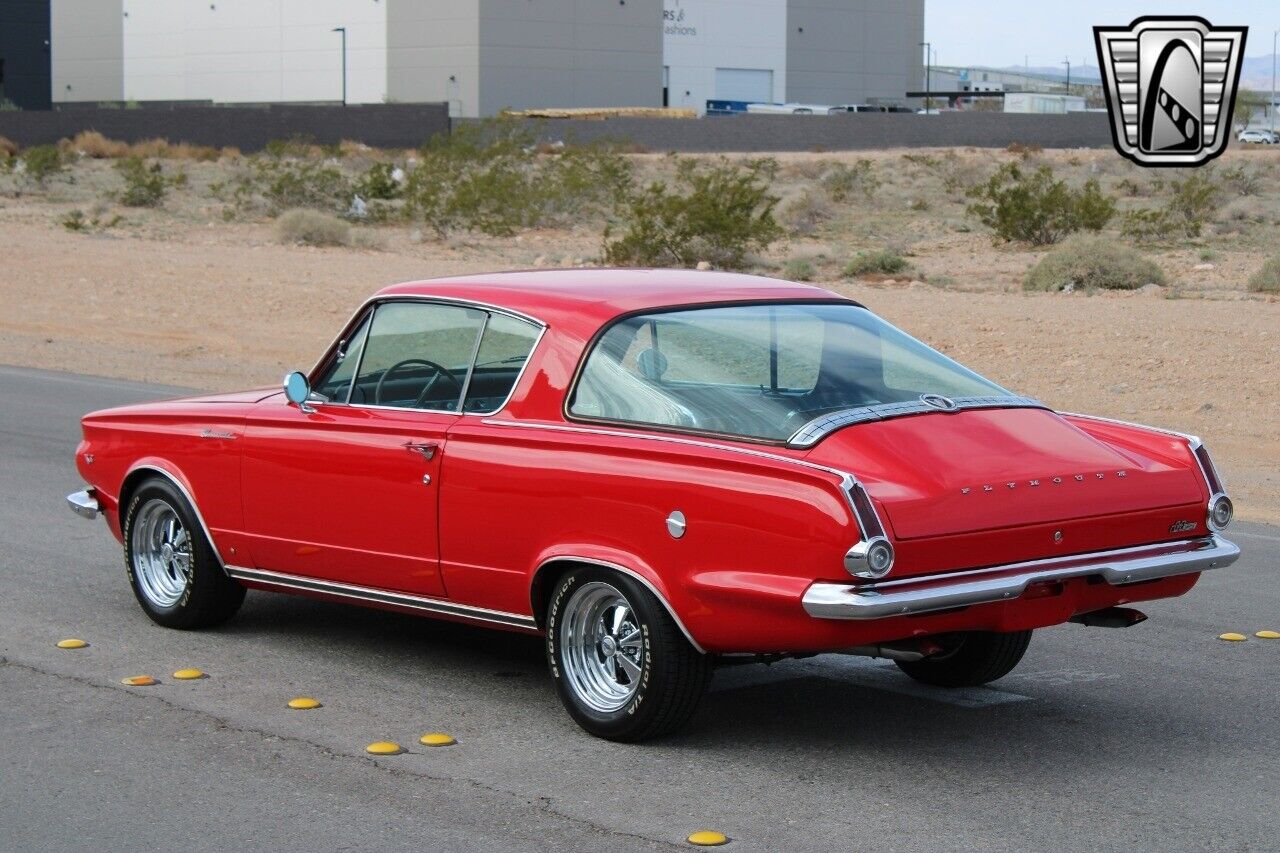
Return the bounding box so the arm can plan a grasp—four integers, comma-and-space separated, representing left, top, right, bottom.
925, 0, 1278, 69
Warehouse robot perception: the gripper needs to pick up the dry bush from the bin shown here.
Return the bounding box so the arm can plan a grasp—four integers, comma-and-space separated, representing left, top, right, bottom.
780, 188, 833, 236
1024, 235, 1164, 292
782, 257, 816, 281
0, 136, 17, 158
1248, 255, 1280, 293
129, 138, 221, 161
276, 209, 351, 246
843, 249, 908, 278
63, 131, 130, 158
783, 159, 829, 181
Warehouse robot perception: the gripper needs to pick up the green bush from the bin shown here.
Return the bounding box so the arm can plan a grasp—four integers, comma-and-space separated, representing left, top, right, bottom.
541, 138, 635, 223
966, 163, 1116, 245
843, 250, 908, 278
115, 157, 169, 207
61, 207, 122, 233
1248, 255, 1280, 293
22, 144, 65, 184
255, 158, 351, 213
354, 162, 403, 200
783, 258, 816, 282
601, 156, 782, 270
276, 208, 351, 246
1024, 236, 1165, 292
821, 159, 879, 203
1163, 172, 1220, 238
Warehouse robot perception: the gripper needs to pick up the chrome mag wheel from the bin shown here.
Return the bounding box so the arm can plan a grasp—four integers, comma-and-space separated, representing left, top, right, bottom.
130, 498, 193, 609
560, 581, 645, 713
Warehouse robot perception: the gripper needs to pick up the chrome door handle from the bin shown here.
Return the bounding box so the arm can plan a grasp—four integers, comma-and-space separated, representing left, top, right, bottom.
404, 441, 438, 461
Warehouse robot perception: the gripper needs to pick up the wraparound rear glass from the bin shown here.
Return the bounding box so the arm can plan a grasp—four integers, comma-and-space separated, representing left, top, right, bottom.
568, 303, 1013, 441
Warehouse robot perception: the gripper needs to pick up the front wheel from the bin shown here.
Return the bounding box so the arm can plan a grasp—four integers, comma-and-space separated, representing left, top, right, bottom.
546, 567, 710, 741
894, 630, 1032, 687
122, 478, 245, 630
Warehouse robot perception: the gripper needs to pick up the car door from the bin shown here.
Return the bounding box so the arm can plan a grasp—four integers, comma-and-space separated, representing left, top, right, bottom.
240, 300, 489, 597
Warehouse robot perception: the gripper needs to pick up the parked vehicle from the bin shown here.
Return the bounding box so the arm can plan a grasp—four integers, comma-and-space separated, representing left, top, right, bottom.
1237, 129, 1278, 144
745, 102, 841, 115
69, 271, 1240, 741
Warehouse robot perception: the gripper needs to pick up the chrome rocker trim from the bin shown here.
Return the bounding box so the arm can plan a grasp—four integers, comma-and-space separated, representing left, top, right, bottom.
224, 566, 538, 631
67, 488, 100, 520
802, 535, 1240, 620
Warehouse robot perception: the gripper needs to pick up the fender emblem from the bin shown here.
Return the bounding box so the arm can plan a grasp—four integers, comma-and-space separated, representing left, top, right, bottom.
1170, 520, 1197, 533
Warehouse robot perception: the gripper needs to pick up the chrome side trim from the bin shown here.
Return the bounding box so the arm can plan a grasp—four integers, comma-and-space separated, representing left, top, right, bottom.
534, 556, 707, 654
802, 535, 1240, 620
66, 489, 100, 520
788, 395, 1047, 448
122, 464, 228, 569
225, 566, 539, 630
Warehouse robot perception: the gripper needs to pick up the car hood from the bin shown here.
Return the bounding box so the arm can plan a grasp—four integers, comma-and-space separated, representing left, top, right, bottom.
83, 388, 280, 422
801, 407, 1205, 540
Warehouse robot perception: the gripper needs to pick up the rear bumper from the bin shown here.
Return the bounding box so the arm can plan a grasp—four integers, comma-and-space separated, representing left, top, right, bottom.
66, 488, 100, 520
803, 535, 1240, 620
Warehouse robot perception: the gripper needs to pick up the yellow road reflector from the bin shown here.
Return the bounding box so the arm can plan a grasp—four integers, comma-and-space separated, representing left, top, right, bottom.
173, 668, 206, 680
121, 675, 157, 686
1218, 633, 1247, 642
55, 639, 88, 649
687, 830, 729, 846
1255, 630, 1280, 640
288, 697, 321, 709
419, 733, 456, 747
365, 741, 403, 755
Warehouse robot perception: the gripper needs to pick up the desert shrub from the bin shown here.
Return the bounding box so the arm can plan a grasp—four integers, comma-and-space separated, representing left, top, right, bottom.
843, 249, 908, 278
64, 130, 130, 159
1114, 177, 1147, 197
966, 163, 1116, 245
1163, 172, 1220, 237
61, 206, 122, 233
21, 144, 65, 184
1118, 208, 1172, 244
127, 138, 221, 161
115, 157, 170, 207
780, 188, 833, 236
783, 258, 816, 282
1024, 236, 1165, 292
263, 136, 325, 160
277, 208, 351, 246
1006, 142, 1044, 158
256, 158, 351, 213
1248, 255, 1280, 293
541, 139, 635, 222
403, 122, 543, 236
1220, 164, 1265, 197
354, 162, 403, 200
0, 135, 17, 158
821, 159, 879, 202
601, 156, 781, 270
0, 98, 20, 112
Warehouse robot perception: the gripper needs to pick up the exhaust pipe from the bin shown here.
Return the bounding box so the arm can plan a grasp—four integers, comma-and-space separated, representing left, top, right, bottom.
836, 638, 946, 663
1069, 606, 1148, 628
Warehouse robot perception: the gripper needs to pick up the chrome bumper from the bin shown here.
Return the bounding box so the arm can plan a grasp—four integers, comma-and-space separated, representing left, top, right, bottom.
66, 489, 100, 520
803, 535, 1240, 620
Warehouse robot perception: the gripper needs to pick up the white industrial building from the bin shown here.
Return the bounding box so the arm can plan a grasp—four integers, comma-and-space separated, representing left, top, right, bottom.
48, 0, 923, 117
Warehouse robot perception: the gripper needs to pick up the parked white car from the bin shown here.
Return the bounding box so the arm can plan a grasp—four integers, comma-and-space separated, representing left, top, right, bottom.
1237, 129, 1278, 144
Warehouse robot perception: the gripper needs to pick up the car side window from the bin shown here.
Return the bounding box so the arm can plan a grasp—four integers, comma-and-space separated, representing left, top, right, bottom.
312, 312, 371, 403
463, 313, 542, 414
349, 302, 487, 411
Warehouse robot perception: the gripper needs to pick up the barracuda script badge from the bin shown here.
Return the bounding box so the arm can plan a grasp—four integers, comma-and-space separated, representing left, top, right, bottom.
1094, 16, 1247, 167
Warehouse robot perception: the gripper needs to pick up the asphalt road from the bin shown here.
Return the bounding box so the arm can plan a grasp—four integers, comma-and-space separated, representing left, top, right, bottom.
1, 363, 1277, 852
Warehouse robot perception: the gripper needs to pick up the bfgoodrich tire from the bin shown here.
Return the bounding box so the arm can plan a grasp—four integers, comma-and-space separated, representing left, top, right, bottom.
122, 478, 245, 630
546, 567, 710, 742
894, 630, 1032, 687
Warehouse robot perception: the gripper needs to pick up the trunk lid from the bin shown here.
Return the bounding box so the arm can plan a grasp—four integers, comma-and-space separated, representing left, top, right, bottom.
802, 407, 1205, 541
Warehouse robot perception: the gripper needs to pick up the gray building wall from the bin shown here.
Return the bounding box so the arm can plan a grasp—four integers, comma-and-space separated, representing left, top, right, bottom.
477, 0, 661, 117
51, 0, 123, 103
786, 0, 923, 106
386, 1, 481, 118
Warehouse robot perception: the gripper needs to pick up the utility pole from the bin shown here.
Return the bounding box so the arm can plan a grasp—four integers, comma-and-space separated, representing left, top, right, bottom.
1062, 57, 1071, 94
1271, 29, 1278, 137
920, 41, 932, 112
332, 26, 347, 105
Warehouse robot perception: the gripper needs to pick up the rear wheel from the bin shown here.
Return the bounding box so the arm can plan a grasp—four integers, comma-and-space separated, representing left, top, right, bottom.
546, 567, 710, 741
122, 478, 245, 630
894, 630, 1032, 687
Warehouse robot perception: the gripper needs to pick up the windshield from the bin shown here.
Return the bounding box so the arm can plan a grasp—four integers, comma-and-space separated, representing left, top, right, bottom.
568, 302, 1016, 442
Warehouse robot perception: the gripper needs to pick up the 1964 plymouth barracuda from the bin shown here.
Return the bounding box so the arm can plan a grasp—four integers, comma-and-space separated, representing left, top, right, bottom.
68, 270, 1240, 740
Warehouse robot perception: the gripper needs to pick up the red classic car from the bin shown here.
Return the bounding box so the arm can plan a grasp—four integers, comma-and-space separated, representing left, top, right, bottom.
68, 270, 1239, 740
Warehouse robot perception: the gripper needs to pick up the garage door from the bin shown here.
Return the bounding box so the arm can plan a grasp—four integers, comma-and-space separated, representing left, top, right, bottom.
715, 68, 774, 103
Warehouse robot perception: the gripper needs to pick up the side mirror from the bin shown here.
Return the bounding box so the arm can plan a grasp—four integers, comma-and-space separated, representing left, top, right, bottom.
283, 372, 316, 413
